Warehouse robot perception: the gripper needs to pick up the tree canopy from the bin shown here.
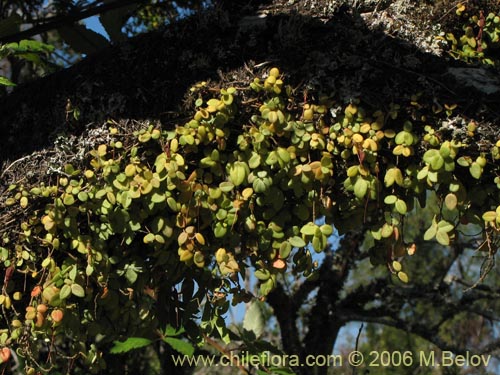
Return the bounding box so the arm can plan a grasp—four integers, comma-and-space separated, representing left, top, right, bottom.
1, 1, 500, 374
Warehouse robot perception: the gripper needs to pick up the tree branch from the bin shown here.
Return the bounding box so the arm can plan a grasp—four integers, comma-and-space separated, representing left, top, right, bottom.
0, 0, 142, 44
301, 233, 363, 358
266, 283, 302, 357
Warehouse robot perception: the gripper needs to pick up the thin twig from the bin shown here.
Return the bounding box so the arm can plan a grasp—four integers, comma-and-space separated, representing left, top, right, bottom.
352, 323, 364, 375
437, 0, 469, 23
1, 154, 32, 179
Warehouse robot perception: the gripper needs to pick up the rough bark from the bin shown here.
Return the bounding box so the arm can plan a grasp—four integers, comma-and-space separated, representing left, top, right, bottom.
1, 1, 500, 373
1, 0, 499, 166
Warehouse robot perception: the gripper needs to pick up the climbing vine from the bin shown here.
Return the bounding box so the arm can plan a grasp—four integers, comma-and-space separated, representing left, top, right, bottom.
0, 67, 499, 373
443, 3, 500, 64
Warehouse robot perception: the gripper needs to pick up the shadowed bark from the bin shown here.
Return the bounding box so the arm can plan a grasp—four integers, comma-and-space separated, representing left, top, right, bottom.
1, 0, 498, 165
1, 2, 500, 374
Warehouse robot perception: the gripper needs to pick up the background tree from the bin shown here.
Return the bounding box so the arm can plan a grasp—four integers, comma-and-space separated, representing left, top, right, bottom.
1, 1, 500, 375
0, 0, 208, 87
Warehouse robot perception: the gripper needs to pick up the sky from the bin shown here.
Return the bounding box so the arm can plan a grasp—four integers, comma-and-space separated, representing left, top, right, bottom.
84, 16, 110, 40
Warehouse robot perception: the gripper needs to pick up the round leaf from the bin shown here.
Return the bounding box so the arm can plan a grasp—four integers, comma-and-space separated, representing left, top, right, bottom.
289, 236, 306, 248
71, 284, 85, 298
397, 271, 409, 283
353, 178, 368, 199
395, 199, 407, 214
444, 193, 458, 210
436, 231, 450, 246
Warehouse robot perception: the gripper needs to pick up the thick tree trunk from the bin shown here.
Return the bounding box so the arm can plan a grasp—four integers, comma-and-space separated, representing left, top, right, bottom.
2, 0, 497, 167
268, 233, 362, 375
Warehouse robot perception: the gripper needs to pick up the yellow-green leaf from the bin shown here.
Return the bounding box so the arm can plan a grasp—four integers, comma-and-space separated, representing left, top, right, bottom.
397, 271, 409, 283
482, 211, 497, 222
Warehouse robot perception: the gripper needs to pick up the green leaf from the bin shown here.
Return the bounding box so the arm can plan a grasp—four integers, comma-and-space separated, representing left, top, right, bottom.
253, 178, 268, 193
214, 222, 227, 238
353, 177, 368, 199
393, 168, 404, 186
77, 191, 89, 202
381, 224, 393, 238
430, 154, 444, 170
423, 149, 443, 170
277, 147, 291, 163
383, 169, 394, 186
163, 337, 195, 356
164, 324, 185, 337
125, 268, 138, 284
86, 264, 94, 276
219, 181, 234, 192
68, 266, 77, 281
423, 149, 439, 163
444, 193, 457, 210
439, 143, 451, 158
229, 162, 248, 186
248, 152, 261, 169
59, 284, 71, 300
384, 195, 398, 205
457, 156, 471, 167
289, 236, 306, 248
14, 39, 54, 53
417, 167, 428, 180
300, 222, 317, 236
110, 337, 153, 354
347, 165, 359, 178
243, 301, 265, 338
71, 283, 85, 298
482, 211, 497, 222
395, 199, 407, 214
392, 260, 402, 272
279, 242, 292, 258
320, 224, 333, 236
151, 192, 166, 203
63, 194, 75, 206
397, 271, 409, 283
469, 162, 482, 179
312, 234, 326, 252
436, 231, 450, 246
255, 269, 270, 281
143, 233, 155, 244
437, 220, 454, 233
423, 224, 437, 241
0, 76, 16, 86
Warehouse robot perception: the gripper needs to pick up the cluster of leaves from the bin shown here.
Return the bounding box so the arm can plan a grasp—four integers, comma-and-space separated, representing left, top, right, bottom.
0, 40, 53, 86
127, 0, 208, 32
0, 0, 208, 87
0, 67, 499, 373
443, 3, 500, 64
